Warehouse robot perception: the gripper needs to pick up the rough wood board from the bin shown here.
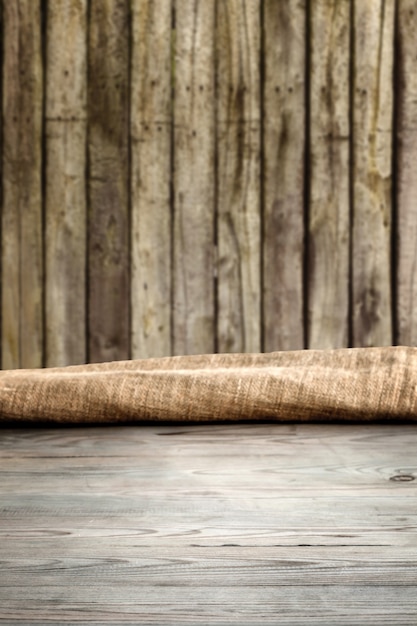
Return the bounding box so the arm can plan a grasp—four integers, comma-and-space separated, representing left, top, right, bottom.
45, 0, 87, 367
263, 0, 305, 351
0, 423, 416, 625
88, 0, 130, 363
173, 0, 216, 355
396, 0, 417, 346
216, 0, 261, 353
45, 122, 86, 367
131, 0, 172, 359
2, 0, 43, 369
352, 0, 394, 347
308, 0, 350, 349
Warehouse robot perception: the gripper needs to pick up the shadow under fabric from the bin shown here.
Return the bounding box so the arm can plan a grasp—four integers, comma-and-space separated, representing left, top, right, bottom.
0, 346, 417, 424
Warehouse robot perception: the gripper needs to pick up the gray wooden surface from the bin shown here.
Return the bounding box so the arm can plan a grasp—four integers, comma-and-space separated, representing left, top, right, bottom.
0, 423, 416, 625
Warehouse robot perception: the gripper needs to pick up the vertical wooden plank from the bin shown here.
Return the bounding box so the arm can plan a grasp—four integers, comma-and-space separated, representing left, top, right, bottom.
308, 0, 350, 349
352, 0, 394, 347
88, 0, 130, 363
131, 1, 172, 359
45, 0, 87, 367
173, 0, 215, 355
2, 0, 43, 369
396, 0, 417, 345
263, 0, 305, 352
216, 0, 261, 354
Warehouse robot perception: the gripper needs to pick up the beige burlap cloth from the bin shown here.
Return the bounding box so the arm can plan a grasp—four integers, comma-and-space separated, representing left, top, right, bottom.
1, 346, 417, 424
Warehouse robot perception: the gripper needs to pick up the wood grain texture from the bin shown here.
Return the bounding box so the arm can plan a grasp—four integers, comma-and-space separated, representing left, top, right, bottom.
308, 0, 350, 349
216, 0, 261, 353
396, 0, 417, 346
2, 0, 43, 369
263, 0, 305, 352
131, 0, 172, 359
352, 0, 394, 347
88, 0, 130, 363
45, 0, 87, 367
173, 0, 216, 355
0, 1, 415, 364
1, 423, 417, 625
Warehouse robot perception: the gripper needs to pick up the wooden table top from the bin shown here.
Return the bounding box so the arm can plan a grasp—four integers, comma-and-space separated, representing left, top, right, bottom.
1, 423, 417, 625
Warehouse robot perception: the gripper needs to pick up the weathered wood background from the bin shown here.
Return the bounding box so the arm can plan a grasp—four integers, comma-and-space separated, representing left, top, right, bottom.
1, 0, 416, 368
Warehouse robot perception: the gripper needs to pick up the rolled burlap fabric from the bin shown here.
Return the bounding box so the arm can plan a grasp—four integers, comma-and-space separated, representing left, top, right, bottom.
0, 346, 416, 424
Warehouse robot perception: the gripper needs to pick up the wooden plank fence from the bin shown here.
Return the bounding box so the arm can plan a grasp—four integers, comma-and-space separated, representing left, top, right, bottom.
1, 0, 416, 368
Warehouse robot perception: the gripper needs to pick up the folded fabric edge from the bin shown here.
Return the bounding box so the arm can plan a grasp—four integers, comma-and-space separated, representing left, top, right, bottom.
0, 346, 416, 424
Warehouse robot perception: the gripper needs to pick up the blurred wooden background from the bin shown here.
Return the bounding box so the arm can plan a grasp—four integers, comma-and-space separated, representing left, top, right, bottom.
1, 0, 416, 368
